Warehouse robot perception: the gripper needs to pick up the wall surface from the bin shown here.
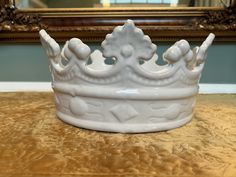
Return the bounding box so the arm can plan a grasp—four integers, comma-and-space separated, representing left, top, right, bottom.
0, 41, 235, 83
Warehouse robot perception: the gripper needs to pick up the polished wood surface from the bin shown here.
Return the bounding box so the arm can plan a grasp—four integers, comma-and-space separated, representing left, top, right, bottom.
0, 92, 236, 177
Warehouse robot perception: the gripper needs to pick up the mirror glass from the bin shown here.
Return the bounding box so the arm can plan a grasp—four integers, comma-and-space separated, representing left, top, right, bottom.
16, 0, 232, 8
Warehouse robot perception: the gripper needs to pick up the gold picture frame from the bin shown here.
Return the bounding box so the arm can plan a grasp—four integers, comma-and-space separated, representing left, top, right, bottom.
0, 0, 235, 42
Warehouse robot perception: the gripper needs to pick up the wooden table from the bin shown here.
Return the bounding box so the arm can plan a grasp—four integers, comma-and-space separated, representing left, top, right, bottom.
0, 93, 236, 177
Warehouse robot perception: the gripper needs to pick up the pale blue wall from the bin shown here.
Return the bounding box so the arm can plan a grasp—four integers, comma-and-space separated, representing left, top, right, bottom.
0, 42, 235, 83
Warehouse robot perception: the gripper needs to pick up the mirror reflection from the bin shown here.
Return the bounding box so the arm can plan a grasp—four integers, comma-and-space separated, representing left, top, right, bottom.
16, 0, 232, 8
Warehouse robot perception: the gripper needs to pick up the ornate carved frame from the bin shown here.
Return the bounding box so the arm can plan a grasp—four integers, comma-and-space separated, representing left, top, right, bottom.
0, 0, 235, 42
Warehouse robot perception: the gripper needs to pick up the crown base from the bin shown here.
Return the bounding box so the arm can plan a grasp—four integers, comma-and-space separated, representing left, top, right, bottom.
54, 90, 196, 133
57, 111, 193, 133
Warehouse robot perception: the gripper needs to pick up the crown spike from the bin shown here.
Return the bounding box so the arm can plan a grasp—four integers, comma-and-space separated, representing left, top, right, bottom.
196, 33, 215, 64
101, 19, 157, 62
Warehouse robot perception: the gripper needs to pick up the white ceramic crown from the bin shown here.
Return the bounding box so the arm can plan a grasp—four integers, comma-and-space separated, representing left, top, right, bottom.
40, 20, 215, 133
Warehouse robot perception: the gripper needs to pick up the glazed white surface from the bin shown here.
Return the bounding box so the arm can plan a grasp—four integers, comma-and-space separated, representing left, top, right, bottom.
40, 19, 215, 133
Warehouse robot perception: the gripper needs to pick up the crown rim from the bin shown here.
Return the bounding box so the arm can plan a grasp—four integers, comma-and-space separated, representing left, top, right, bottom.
53, 83, 198, 100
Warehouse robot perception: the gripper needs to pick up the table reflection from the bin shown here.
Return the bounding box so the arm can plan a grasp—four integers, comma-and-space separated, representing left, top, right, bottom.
16, 0, 231, 8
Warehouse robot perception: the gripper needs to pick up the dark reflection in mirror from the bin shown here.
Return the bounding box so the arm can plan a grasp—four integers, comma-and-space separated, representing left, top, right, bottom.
16, 0, 232, 8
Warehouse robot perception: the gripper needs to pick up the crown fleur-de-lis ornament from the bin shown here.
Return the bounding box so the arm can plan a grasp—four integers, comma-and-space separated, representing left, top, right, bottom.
40, 20, 215, 133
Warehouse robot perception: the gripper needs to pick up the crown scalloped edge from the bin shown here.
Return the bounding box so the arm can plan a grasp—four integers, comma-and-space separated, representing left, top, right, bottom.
40, 19, 215, 133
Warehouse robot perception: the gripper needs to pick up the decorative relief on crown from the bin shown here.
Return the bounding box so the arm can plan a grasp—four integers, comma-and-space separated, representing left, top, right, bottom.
40, 20, 214, 133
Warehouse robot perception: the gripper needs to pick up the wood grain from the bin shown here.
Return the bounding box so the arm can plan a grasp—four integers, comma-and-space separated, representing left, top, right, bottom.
0, 93, 235, 177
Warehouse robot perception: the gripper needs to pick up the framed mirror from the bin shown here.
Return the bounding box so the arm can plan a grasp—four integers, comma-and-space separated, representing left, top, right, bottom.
0, 0, 235, 42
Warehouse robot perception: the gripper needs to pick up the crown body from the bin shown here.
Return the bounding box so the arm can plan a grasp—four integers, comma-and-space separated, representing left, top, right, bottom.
40, 20, 214, 133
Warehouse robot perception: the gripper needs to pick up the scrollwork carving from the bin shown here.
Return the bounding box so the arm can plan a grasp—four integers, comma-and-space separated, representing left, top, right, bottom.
196, 3, 236, 30
0, 4, 44, 31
